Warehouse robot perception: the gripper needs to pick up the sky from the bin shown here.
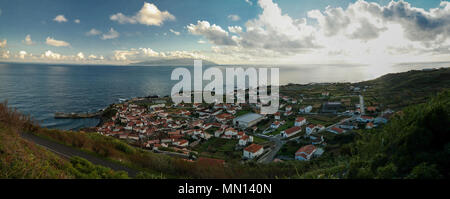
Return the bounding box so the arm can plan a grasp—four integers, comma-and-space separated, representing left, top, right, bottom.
0, 0, 449, 66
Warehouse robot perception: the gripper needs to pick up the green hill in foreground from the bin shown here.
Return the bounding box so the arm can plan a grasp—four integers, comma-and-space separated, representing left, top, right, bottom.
0, 103, 129, 179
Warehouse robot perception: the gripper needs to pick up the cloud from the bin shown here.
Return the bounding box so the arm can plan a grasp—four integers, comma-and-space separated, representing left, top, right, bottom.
1, 50, 10, 59
238, 0, 318, 52
245, 0, 253, 6
74, 19, 80, 24
110, 2, 175, 26
23, 34, 34, 45
198, 40, 206, 44
0, 39, 6, 48
41, 50, 62, 60
101, 28, 119, 40
228, 26, 243, 33
187, 20, 238, 46
114, 49, 140, 61
53, 15, 68, 23
87, 54, 104, 60
228, 14, 240, 21
86, 28, 102, 36
169, 29, 180, 35
76, 52, 85, 60
46, 37, 70, 47
308, 0, 450, 43
113, 48, 206, 61
18, 51, 27, 59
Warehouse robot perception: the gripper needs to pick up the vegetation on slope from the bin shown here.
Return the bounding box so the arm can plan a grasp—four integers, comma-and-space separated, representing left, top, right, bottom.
360, 67, 450, 109
0, 102, 128, 179
299, 90, 450, 179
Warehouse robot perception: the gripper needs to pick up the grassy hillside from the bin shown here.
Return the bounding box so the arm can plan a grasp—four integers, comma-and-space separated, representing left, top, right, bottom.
360, 67, 450, 109
0, 102, 129, 179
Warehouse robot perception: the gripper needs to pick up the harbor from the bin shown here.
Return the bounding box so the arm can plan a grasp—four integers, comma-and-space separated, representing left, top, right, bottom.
54, 110, 104, 119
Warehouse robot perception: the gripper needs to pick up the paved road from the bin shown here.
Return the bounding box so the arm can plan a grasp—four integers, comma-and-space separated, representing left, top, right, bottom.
359, 95, 365, 115
20, 132, 139, 177
257, 134, 285, 163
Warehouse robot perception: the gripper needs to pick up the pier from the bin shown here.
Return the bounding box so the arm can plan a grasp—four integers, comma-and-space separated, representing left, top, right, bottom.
54, 110, 103, 119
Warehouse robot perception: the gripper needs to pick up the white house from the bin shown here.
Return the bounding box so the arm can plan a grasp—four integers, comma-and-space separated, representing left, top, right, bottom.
357, 115, 374, 123
295, 117, 307, 127
224, 128, 238, 136
295, 145, 317, 161
306, 124, 325, 135
243, 144, 264, 159
274, 112, 281, 120
299, 105, 312, 113
306, 124, 315, 135
238, 135, 253, 146
285, 105, 292, 112
281, 126, 302, 138
173, 139, 189, 147
271, 121, 281, 129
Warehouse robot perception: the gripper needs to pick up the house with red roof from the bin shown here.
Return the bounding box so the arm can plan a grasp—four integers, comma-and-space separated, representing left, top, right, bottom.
295, 145, 317, 161
295, 117, 307, 126
274, 112, 281, 120
281, 126, 302, 138
271, 121, 281, 129
357, 115, 374, 123
224, 128, 238, 136
238, 135, 253, 146
243, 144, 264, 159
328, 126, 346, 134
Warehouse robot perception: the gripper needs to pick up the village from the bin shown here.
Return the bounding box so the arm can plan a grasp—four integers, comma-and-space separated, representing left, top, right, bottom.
93, 83, 395, 165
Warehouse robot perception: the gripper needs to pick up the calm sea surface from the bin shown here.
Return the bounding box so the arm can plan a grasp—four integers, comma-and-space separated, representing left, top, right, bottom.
0, 62, 447, 130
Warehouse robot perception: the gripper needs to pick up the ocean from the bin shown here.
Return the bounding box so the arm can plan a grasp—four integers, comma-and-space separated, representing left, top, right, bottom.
0, 62, 447, 130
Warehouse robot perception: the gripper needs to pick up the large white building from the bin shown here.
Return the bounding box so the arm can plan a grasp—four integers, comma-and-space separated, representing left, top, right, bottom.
233, 113, 264, 128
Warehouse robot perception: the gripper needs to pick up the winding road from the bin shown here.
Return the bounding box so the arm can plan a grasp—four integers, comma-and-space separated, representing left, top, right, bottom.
20, 132, 139, 177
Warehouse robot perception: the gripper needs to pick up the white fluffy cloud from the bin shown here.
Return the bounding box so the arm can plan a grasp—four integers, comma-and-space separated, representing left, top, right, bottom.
228, 26, 243, 34
169, 29, 180, 35
23, 34, 34, 45
188, 0, 450, 64
76, 52, 85, 60
1, 50, 10, 59
110, 2, 175, 26
86, 28, 102, 36
228, 14, 240, 21
187, 20, 238, 46
74, 19, 80, 24
113, 48, 206, 62
41, 50, 62, 60
45, 37, 70, 47
101, 28, 119, 40
0, 39, 6, 48
53, 15, 67, 23
18, 51, 27, 59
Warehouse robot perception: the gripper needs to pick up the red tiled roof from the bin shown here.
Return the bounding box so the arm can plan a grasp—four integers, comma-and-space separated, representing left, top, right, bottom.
331, 127, 344, 133
284, 126, 301, 135
296, 145, 316, 155
244, 144, 263, 153
296, 117, 306, 122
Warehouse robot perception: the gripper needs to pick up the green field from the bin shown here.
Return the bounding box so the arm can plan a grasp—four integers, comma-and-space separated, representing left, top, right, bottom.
192, 138, 241, 161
